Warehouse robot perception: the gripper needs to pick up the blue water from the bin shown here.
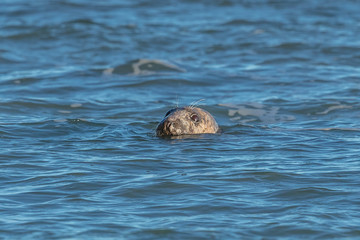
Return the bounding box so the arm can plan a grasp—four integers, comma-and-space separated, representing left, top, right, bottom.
1, 0, 360, 239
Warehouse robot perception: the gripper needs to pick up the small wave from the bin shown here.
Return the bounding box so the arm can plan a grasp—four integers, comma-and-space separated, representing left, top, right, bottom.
219, 103, 295, 124
316, 104, 352, 115
266, 187, 344, 201
103, 59, 186, 76
0, 66, 81, 82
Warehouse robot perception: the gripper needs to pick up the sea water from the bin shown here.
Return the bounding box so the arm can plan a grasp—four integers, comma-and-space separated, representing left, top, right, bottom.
1, 0, 360, 239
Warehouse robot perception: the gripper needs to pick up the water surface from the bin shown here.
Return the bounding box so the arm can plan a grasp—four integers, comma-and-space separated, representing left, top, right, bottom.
1, 0, 360, 239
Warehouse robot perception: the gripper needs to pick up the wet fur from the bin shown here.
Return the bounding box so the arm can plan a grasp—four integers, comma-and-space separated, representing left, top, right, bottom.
156, 107, 219, 137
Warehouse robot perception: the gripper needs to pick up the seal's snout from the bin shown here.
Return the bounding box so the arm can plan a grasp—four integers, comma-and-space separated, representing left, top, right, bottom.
157, 119, 181, 136
156, 107, 219, 137
167, 119, 183, 135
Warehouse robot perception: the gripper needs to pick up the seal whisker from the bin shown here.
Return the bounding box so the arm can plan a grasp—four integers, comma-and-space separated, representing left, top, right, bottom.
150, 123, 158, 134
171, 96, 181, 109
189, 99, 205, 109
176, 95, 179, 108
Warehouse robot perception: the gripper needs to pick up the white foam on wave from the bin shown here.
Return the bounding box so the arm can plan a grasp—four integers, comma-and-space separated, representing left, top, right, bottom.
220, 102, 295, 124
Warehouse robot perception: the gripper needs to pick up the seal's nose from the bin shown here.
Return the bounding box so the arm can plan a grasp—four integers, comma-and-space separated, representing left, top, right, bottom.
156, 119, 175, 136
167, 121, 180, 132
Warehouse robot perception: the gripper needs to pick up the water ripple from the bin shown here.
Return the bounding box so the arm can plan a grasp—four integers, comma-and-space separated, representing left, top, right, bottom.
1, 0, 360, 239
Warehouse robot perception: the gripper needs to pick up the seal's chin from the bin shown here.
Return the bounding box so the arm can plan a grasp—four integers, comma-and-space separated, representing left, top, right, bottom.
155, 121, 169, 137
156, 126, 166, 137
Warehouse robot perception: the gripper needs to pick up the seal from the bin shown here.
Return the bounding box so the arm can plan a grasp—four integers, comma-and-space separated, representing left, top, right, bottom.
156, 107, 219, 137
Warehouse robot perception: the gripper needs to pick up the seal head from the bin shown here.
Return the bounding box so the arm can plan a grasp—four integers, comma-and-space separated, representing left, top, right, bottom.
156, 107, 219, 137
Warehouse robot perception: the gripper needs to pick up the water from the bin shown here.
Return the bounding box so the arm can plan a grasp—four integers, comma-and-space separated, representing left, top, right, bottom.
1, 0, 360, 239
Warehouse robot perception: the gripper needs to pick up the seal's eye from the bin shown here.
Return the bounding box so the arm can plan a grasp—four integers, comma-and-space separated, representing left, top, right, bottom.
190, 114, 199, 122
